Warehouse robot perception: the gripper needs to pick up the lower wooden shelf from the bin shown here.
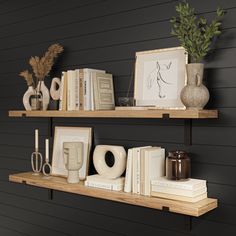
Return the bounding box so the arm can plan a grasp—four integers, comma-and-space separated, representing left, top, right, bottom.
9, 172, 217, 217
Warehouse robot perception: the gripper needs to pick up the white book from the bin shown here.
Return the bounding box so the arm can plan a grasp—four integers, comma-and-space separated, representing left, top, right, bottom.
132, 146, 151, 194
86, 174, 124, 184
151, 185, 207, 197
141, 147, 165, 196
85, 175, 124, 191
83, 68, 106, 111
151, 177, 206, 190
85, 181, 124, 191
124, 149, 133, 193
75, 69, 80, 110
151, 192, 208, 203
67, 70, 77, 111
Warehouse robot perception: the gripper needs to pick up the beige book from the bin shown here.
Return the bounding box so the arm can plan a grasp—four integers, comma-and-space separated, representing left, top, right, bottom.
151, 192, 208, 203
92, 72, 115, 110
61, 71, 68, 111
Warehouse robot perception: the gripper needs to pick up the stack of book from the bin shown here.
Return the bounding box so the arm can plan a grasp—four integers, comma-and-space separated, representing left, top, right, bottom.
85, 175, 125, 191
124, 146, 165, 196
59, 68, 115, 111
151, 177, 207, 202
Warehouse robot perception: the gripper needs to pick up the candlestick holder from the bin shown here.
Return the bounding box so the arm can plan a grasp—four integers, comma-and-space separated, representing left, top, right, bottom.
42, 159, 52, 177
31, 149, 43, 175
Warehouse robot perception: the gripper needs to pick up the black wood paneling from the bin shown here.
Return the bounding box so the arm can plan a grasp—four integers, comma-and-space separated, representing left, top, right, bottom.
0, 0, 235, 235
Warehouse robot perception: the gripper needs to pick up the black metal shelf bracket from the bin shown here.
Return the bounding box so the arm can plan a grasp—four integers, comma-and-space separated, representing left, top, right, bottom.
48, 189, 53, 200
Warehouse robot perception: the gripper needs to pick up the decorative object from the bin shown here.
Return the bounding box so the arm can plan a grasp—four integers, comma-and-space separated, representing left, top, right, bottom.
93, 145, 127, 179
134, 47, 187, 108
19, 44, 64, 111
170, 2, 225, 109
23, 86, 36, 111
166, 150, 191, 180
118, 97, 134, 106
52, 126, 92, 180
31, 129, 43, 175
63, 142, 83, 183
31, 94, 42, 111
181, 63, 209, 109
50, 77, 61, 100
42, 139, 52, 177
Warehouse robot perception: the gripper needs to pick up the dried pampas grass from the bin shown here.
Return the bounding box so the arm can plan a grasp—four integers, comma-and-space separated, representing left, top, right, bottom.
19, 70, 33, 86
29, 44, 64, 81
20, 43, 64, 89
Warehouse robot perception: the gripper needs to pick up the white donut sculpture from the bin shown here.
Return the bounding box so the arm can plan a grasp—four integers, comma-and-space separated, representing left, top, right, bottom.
93, 145, 127, 179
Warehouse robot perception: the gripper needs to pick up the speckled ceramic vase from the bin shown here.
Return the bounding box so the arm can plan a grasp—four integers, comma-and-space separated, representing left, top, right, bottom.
180, 63, 209, 110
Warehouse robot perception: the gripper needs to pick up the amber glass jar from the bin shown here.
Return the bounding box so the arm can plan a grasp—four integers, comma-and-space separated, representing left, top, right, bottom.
166, 150, 191, 180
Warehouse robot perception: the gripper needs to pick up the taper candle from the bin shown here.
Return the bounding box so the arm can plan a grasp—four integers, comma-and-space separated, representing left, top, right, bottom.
45, 139, 49, 162
35, 129, 38, 150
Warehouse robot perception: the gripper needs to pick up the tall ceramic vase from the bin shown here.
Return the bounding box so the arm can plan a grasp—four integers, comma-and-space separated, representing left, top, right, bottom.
37, 81, 50, 110
23, 86, 35, 110
180, 63, 209, 110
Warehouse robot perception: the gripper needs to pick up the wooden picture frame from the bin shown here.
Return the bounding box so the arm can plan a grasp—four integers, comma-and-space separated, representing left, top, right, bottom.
52, 126, 92, 180
134, 47, 188, 109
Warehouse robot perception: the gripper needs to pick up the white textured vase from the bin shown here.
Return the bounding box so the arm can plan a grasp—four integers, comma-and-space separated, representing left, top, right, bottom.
23, 86, 35, 111
37, 81, 50, 110
180, 63, 209, 110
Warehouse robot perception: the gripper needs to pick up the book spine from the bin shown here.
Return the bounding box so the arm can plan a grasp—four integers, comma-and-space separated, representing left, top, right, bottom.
62, 72, 67, 111
75, 69, 80, 110
132, 149, 137, 193
151, 186, 207, 197
151, 181, 206, 190
85, 181, 123, 191
79, 71, 84, 110
136, 149, 141, 194
59, 72, 65, 111
124, 149, 133, 193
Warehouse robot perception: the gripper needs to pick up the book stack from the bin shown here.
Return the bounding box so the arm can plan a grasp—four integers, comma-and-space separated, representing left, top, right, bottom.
85, 174, 125, 191
151, 177, 207, 202
124, 146, 165, 196
59, 68, 115, 111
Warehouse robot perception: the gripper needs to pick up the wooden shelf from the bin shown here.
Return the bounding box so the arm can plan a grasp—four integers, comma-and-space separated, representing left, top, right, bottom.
8, 109, 218, 119
9, 172, 218, 217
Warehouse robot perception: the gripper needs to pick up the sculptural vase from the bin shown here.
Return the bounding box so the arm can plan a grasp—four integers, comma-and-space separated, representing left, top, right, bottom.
23, 86, 35, 111
37, 81, 50, 110
180, 63, 209, 110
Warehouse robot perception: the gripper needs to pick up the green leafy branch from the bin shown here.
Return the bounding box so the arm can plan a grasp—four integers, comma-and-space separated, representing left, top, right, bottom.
170, 1, 225, 63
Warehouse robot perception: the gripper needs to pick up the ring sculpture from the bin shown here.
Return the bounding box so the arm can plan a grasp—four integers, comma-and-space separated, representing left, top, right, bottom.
93, 145, 127, 179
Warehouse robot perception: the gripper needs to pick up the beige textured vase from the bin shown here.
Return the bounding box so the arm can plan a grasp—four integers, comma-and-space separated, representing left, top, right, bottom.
180, 63, 209, 110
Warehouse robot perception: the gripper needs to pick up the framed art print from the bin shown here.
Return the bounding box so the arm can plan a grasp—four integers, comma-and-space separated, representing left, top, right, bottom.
52, 126, 92, 180
134, 47, 188, 108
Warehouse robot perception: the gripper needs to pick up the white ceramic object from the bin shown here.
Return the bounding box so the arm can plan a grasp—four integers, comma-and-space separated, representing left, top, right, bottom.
23, 86, 35, 110
50, 77, 61, 100
37, 81, 50, 110
93, 145, 127, 179
63, 142, 83, 184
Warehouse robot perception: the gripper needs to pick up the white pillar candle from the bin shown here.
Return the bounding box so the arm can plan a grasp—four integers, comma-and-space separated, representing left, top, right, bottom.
45, 139, 49, 162
35, 129, 39, 150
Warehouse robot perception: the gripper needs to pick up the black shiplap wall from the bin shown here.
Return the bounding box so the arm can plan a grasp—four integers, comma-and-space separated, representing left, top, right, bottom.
0, 0, 236, 235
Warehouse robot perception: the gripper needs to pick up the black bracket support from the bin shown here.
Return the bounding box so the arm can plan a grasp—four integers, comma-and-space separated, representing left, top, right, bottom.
184, 119, 192, 146
48, 117, 53, 138
185, 216, 192, 231
48, 189, 53, 200
162, 114, 170, 119
162, 206, 170, 212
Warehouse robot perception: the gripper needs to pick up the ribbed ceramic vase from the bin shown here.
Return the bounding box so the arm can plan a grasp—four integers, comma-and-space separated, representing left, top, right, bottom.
180, 63, 209, 110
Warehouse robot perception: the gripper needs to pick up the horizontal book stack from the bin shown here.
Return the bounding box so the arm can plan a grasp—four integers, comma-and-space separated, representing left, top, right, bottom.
59, 68, 115, 111
85, 174, 125, 191
124, 146, 165, 196
151, 177, 207, 202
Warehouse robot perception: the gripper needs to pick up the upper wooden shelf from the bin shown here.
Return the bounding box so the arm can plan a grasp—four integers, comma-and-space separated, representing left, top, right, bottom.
9, 172, 217, 217
8, 109, 218, 119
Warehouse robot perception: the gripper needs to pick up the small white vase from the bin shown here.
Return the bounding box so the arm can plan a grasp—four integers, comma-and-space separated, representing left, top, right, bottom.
37, 81, 50, 110
23, 86, 35, 111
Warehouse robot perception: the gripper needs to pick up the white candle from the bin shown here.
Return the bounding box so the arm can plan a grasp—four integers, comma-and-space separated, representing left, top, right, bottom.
35, 129, 38, 150
45, 139, 49, 162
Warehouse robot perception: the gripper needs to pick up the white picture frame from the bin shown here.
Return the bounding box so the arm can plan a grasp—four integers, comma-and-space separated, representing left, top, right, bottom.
52, 126, 92, 180
134, 47, 188, 109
